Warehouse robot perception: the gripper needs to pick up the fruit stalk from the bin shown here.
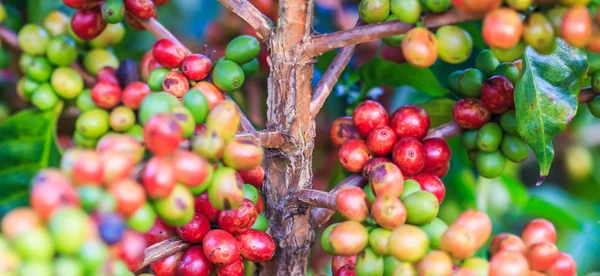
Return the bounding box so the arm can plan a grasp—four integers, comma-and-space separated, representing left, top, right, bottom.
297, 188, 338, 210
217, 0, 275, 40
135, 237, 191, 273
71, 63, 97, 87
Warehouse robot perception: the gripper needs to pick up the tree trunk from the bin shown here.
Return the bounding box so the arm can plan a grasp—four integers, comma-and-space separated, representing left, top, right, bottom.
261, 0, 316, 275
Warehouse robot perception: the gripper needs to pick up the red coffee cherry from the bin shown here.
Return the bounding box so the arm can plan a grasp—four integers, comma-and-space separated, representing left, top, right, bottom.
453, 210, 492, 249
153, 39, 187, 69
336, 187, 370, 222
366, 126, 397, 156
97, 67, 119, 84
526, 241, 559, 271
481, 76, 514, 114
63, 0, 102, 9
91, 81, 122, 109
362, 157, 392, 178
352, 100, 388, 137
217, 199, 259, 235
122, 81, 151, 110
331, 116, 361, 147
181, 54, 212, 81
332, 256, 356, 276
451, 0, 501, 14
371, 195, 407, 230
489, 251, 530, 276
236, 229, 276, 262
177, 245, 214, 276
561, 6, 593, 48
143, 114, 183, 156
150, 251, 183, 276
412, 173, 445, 204
392, 137, 425, 176
421, 138, 451, 173
177, 213, 211, 243
203, 230, 241, 266
144, 219, 176, 245
453, 99, 491, 129
521, 218, 557, 247
71, 7, 107, 40
237, 166, 265, 189
142, 156, 176, 199
490, 233, 527, 255
124, 0, 157, 20
483, 8, 523, 49
390, 105, 430, 141
162, 71, 190, 99
215, 259, 244, 276
338, 139, 371, 173
369, 162, 404, 197
194, 193, 220, 223
545, 252, 577, 276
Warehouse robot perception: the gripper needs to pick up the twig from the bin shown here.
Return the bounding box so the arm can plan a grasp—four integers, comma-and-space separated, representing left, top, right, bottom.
136, 237, 191, 273
0, 25, 19, 50
310, 174, 367, 228
424, 121, 464, 140
306, 9, 482, 57
137, 18, 192, 55
235, 129, 286, 148
298, 189, 337, 210
217, 0, 275, 40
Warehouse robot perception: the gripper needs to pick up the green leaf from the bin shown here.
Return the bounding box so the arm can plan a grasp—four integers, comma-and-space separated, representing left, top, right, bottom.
360, 58, 449, 96
418, 98, 455, 128
0, 105, 62, 217
515, 40, 588, 184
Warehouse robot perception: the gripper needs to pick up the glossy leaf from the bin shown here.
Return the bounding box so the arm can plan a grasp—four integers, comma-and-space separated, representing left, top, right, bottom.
0, 106, 62, 217
360, 58, 449, 96
418, 98, 455, 128
515, 40, 588, 185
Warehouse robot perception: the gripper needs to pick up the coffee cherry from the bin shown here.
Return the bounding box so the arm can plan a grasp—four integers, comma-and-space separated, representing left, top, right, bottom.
216, 259, 245, 276
154, 184, 195, 226
225, 35, 261, 64
206, 100, 241, 141
402, 27, 438, 68
419, 217, 448, 249
436, 25, 473, 64
151, 250, 183, 275
144, 219, 176, 246
453, 210, 492, 249
153, 39, 187, 69
506, 0, 533, 10
212, 60, 245, 92
523, 13, 555, 52
46, 36, 77, 66
180, 54, 212, 81
418, 251, 453, 275
84, 49, 120, 76
109, 179, 146, 217
332, 256, 357, 276
490, 233, 527, 255
526, 241, 559, 271
208, 167, 245, 210
399, 179, 421, 200
91, 81, 121, 109
143, 156, 176, 199
382, 15, 405, 48
353, 100, 388, 137
425, 0, 451, 13
453, 99, 491, 129
252, 214, 269, 232
476, 49, 500, 77
501, 134, 529, 163
368, 228, 391, 256
163, 71, 189, 99
76, 109, 110, 139
101, 151, 136, 183
182, 89, 210, 124
126, 203, 156, 233
545, 252, 577, 276
31, 84, 59, 111
561, 6, 592, 48
108, 106, 135, 132
124, 0, 156, 19
440, 224, 477, 260
403, 190, 439, 225
121, 82, 150, 110
492, 62, 521, 85
328, 221, 369, 256
412, 173, 445, 203
457, 68, 485, 98
177, 245, 213, 276
26, 57, 52, 84
371, 195, 407, 230
389, 225, 429, 262
144, 114, 183, 156
238, 166, 265, 189
366, 126, 397, 156
421, 138, 451, 173
331, 116, 362, 146
97, 66, 119, 85
392, 137, 425, 176
339, 139, 371, 173
336, 187, 370, 222
390, 0, 421, 24
476, 150, 505, 178
355, 247, 384, 275
171, 151, 212, 193
489, 251, 530, 276
476, 122, 503, 152
362, 157, 392, 178
483, 9, 523, 49
1, 207, 42, 240
358, 0, 390, 24
12, 227, 55, 260
390, 105, 430, 140
481, 76, 514, 114
18, 24, 50, 56
192, 130, 226, 161
223, 139, 264, 170
451, 0, 500, 14
218, 199, 258, 235
521, 218, 556, 246
176, 213, 211, 243
192, 81, 225, 110
369, 162, 404, 197
171, 105, 195, 139
321, 223, 338, 254
201, 229, 241, 266
194, 193, 220, 223
71, 8, 107, 40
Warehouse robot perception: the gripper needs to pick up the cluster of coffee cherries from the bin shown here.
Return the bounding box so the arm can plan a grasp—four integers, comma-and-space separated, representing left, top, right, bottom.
334, 102, 450, 203
450, 49, 530, 178
15, 10, 122, 110
64, 0, 170, 40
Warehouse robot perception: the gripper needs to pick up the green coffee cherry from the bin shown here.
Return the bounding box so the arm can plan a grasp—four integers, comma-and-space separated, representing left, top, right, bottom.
492, 62, 520, 85
84, 49, 119, 76
475, 49, 500, 77
359, 0, 391, 24
500, 134, 529, 163
147, 68, 171, 91
76, 89, 97, 112
73, 131, 98, 148
139, 92, 173, 125
588, 52, 600, 74
491, 41, 526, 62
523, 13, 555, 53
18, 24, 50, 56
419, 217, 448, 249
457, 68, 485, 98
476, 122, 503, 152
240, 58, 259, 77
212, 60, 245, 92
390, 0, 421, 24
500, 110, 518, 135
182, 89, 209, 124
109, 106, 136, 132
89, 23, 126, 48
76, 109, 110, 139
399, 179, 421, 200
588, 95, 600, 117
436, 25, 473, 64
172, 105, 196, 138
425, 0, 451, 13
26, 57, 53, 83
31, 84, 59, 111
20, 77, 40, 97
19, 53, 33, 73
125, 124, 144, 143
51, 67, 84, 99
467, 150, 479, 163
461, 130, 478, 150
355, 247, 385, 276
101, 0, 125, 24
475, 150, 505, 178
225, 35, 261, 64
382, 15, 405, 48
448, 70, 462, 92
46, 36, 77, 66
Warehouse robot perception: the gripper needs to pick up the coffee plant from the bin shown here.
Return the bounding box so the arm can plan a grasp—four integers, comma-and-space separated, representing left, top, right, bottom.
0, 0, 599, 275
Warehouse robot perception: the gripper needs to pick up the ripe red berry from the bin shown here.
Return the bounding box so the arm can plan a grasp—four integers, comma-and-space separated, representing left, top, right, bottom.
97, 66, 119, 84
390, 105, 430, 141
30, 170, 80, 221
216, 259, 244, 276
109, 179, 146, 217
489, 251, 530, 276
336, 264, 356, 276
422, 138, 451, 173
172, 150, 212, 189
177, 245, 214, 276
122, 81, 151, 110
371, 195, 407, 230
336, 187, 370, 222
177, 213, 211, 243
144, 114, 183, 156
124, 0, 157, 19
440, 225, 477, 260
481, 76, 514, 114
366, 126, 397, 156
144, 219, 177, 245
153, 39, 187, 69
490, 233, 527, 255
453, 210, 492, 249
150, 251, 183, 276
91, 81, 122, 109
71, 150, 104, 185
521, 218, 557, 247
181, 54, 212, 81
430, 161, 450, 178
142, 156, 177, 199
331, 116, 361, 147
237, 166, 265, 189
526, 242, 559, 271
203, 229, 241, 266
352, 100, 388, 137
412, 173, 445, 203
194, 193, 220, 223
70, 7, 107, 40
369, 162, 404, 197
362, 157, 392, 178
217, 199, 259, 235
236, 229, 276, 262
453, 99, 491, 129
451, 0, 501, 14
332, 256, 356, 276
545, 252, 576, 276
63, 0, 102, 9
338, 139, 371, 173
101, 151, 136, 184
392, 137, 425, 176
163, 71, 190, 99
483, 8, 523, 49
114, 230, 147, 271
